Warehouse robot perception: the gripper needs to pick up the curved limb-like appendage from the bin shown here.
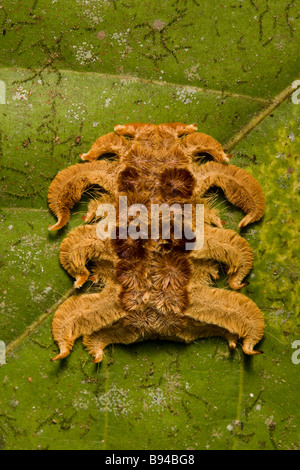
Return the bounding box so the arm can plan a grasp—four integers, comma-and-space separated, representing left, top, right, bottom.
83, 320, 140, 363
51, 280, 125, 361
189, 259, 220, 288
48, 160, 116, 231
183, 286, 264, 355
80, 132, 130, 162
195, 162, 265, 228
179, 132, 231, 163
158, 122, 198, 137
59, 224, 117, 288
189, 225, 253, 290
81, 193, 116, 223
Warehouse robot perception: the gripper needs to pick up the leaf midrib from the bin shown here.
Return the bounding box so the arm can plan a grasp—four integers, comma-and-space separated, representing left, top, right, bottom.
0, 66, 271, 104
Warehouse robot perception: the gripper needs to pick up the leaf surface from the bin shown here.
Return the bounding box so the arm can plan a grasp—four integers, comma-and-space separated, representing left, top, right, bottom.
0, 0, 299, 451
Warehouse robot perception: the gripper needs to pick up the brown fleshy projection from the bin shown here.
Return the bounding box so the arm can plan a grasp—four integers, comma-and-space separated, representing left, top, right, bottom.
48, 122, 265, 363
117, 166, 141, 193
159, 167, 196, 199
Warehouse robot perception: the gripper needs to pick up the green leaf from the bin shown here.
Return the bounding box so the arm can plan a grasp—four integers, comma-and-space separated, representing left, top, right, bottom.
0, 0, 299, 451
0, 0, 299, 98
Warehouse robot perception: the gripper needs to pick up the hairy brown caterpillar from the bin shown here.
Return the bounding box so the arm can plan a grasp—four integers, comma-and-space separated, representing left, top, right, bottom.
48, 122, 265, 363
